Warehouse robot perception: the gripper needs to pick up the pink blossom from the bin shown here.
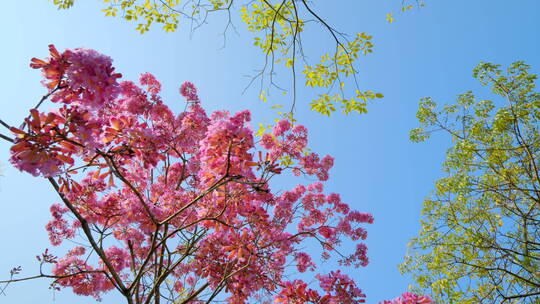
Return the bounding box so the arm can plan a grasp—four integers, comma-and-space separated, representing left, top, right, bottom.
52, 256, 113, 300
380, 292, 434, 304
316, 271, 366, 304
272, 119, 291, 136
139, 72, 161, 95
295, 252, 316, 273
103, 246, 129, 272
67, 246, 86, 256
46, 204, 75, 246
179, 81, 199, 101
62, 48, 121, 108
307, 182, 324, 193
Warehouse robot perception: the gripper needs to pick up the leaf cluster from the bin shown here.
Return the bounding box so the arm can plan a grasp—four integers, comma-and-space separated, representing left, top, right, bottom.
51, 0, 384, 116
402, 62, 540, 303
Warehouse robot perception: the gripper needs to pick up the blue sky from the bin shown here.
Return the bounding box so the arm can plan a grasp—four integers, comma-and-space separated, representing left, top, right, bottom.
0, 0, 539, 303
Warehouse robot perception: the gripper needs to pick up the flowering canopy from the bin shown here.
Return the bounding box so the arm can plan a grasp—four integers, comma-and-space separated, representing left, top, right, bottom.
2, 45, 433, 304
6, 45, 375, 304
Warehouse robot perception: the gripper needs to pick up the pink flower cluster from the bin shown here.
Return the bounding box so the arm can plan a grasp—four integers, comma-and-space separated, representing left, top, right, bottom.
61, 48, 121, 109
52, 246, 113, 300
10, 45, 376, 303
380, 292, 434, 304
261, 118, 334, 180
139, 72, 161, 95
179, 81, 199, 101
275, 271, 366, 304
317, 271, 366, 304
46, 203, 76, 246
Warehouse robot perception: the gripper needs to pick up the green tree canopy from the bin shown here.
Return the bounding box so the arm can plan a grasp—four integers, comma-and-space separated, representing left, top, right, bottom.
401, 61, 540, 303
50, 0, 420, 117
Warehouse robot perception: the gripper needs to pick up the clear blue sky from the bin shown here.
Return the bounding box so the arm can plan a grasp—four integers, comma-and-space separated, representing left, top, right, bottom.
1, 1, 539, 303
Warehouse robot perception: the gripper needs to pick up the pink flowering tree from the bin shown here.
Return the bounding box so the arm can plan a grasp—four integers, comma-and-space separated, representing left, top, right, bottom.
0, 45, 433, 304
0, 45, 374, 304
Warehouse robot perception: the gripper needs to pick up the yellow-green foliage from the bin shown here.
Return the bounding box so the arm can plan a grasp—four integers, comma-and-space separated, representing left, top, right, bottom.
403, 62, 540, 303
51, 0, 385, 116
52, 0, 75, 9
99, 0, 181, 33
385, 1, 425, 24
